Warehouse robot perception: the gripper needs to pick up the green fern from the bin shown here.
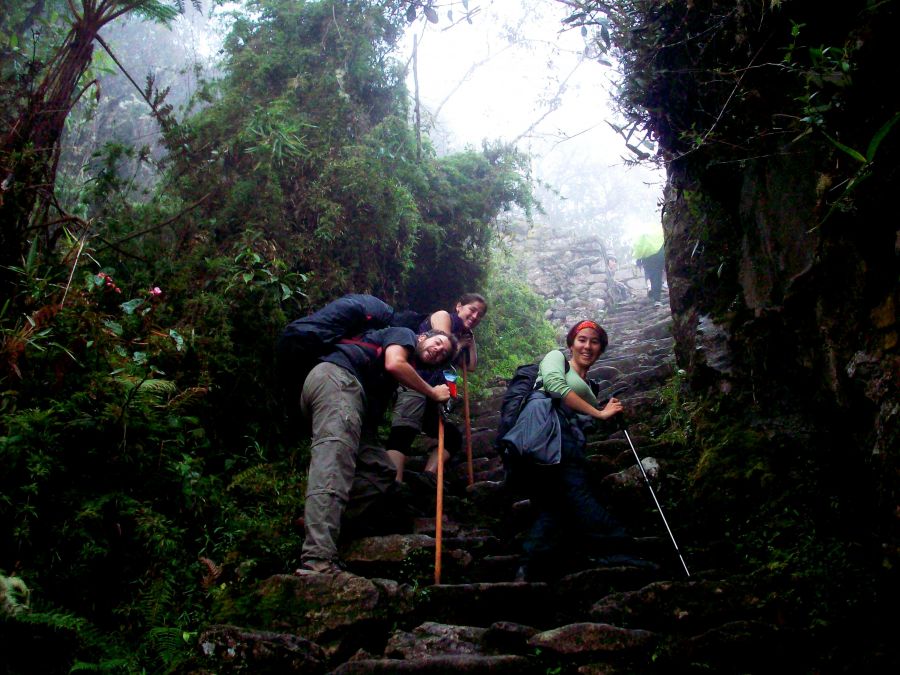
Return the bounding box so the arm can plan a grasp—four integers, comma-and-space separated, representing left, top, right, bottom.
132, 1, 183, 25
0, 572, 30, 616
14, 608, 137, 671
143, 626, 194, 671
136, 378, 178, 407
138, 378, 177, 396
69, 658, 134, 673
130, 571, 180, 627
228, 463, 278, 494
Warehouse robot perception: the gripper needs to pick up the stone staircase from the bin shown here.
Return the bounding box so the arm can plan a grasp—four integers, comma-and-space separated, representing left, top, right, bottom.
194, 292, 796, 673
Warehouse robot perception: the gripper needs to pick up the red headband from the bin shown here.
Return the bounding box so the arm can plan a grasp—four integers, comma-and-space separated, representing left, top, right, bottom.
573, 320, 601, 334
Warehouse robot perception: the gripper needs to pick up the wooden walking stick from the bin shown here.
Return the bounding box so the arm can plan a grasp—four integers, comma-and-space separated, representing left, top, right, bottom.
462, 363, 474, 487
434, 414, 445, 585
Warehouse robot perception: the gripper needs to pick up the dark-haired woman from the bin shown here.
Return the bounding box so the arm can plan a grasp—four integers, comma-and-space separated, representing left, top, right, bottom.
386, 293, 488, 484
513, 319, 634, 581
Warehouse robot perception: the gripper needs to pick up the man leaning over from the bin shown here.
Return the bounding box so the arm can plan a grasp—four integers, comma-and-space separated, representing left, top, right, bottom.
296, 326, 457, 575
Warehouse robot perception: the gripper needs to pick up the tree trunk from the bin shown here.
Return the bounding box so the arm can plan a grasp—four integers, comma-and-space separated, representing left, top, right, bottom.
0, 20, 98, 282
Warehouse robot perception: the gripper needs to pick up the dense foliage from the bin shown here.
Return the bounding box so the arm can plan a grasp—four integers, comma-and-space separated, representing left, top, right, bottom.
562, 0, 899, 215
564, 0, 900, 665
0, 1, 553, 671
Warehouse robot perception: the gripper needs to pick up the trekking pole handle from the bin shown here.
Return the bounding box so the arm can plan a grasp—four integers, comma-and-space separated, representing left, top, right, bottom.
441, 368, 458, 416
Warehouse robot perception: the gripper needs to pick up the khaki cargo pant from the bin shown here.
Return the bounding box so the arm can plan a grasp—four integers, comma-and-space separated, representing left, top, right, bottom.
299, 362, 395, 563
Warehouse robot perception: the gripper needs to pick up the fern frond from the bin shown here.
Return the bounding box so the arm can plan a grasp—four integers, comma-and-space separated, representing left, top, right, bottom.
145, 625, 192, 666
132, 574, 178, 625
147, 626, 190, 663
16, 609, 135, 669
131, 1, 182, 25
172, 0, 204, 13
0, 573, 30, 616
228, 463, 278, 494
198, 556, 222, 589
70, 658, 133, 672
136, 378, 177, 397
113, 374, 139, 392
166, 386, 208, 410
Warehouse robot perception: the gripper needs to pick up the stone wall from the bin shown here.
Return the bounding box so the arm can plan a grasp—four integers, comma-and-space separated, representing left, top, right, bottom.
507, 224, 652, 336
663, 144, 899, 512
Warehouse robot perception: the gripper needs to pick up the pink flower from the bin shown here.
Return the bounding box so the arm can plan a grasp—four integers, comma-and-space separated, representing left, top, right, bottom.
150, 287, 163, 296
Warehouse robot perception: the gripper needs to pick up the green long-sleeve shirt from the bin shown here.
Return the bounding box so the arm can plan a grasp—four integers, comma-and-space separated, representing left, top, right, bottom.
538, 349, 599, 407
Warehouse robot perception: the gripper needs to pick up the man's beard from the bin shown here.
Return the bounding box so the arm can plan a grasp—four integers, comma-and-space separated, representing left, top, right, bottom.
415, 342, 439, 367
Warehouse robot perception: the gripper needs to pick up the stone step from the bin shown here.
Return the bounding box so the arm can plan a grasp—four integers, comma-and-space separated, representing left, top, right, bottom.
418, 581, 556, 628
200, 565, 769, 674
331, 653, 540, 674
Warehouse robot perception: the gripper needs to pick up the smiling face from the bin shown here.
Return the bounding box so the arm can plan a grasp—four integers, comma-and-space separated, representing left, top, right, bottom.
570, 327, 604, 370
416, 334, 453, 365
456, 300, 487, 331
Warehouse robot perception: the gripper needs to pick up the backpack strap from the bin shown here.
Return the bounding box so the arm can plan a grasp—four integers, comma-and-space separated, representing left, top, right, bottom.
337, 337, 384, 359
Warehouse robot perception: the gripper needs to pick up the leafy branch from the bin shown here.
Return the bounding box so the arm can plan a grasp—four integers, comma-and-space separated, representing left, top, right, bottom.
817, 111, 900, 225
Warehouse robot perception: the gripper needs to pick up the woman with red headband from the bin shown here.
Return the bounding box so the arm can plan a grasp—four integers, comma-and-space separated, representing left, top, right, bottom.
514, 319, 639, 581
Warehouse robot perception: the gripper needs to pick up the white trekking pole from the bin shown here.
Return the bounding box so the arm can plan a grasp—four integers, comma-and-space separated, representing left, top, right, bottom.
621, 425, 690, 578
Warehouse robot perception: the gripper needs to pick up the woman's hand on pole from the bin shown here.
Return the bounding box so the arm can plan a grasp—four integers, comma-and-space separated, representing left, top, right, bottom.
456, 333, 476, 370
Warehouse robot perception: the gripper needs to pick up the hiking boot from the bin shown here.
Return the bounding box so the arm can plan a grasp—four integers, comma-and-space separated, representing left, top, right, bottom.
380, 480, 428, 522
295, 558, 347, 576
405, 470, 439, 495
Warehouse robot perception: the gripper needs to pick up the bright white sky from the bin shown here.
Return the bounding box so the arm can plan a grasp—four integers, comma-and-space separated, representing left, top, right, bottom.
399, 0, 665, 243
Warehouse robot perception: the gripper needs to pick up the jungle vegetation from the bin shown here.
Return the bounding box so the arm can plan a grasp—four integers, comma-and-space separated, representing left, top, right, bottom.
4, 0, 896, 671
0, 1, 553, 670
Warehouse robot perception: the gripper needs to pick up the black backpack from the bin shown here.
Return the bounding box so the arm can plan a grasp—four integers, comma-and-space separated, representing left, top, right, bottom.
280, 294, 394, 349
276, 294, 397, 392
494, 353, 606, 451
494, 354, 569, 449
390, 308, 429, 332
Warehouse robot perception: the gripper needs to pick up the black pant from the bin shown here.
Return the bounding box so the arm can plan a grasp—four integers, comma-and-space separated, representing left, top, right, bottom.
641, 248, 665, 301
386, 401, 463, 457
519, 413, 627, 578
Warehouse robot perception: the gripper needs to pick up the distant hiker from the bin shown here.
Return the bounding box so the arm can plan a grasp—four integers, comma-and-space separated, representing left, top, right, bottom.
633, 231, 665, 304
286, 307, 457, 575
386, 292, 488, 486
501, 320, 638, 581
